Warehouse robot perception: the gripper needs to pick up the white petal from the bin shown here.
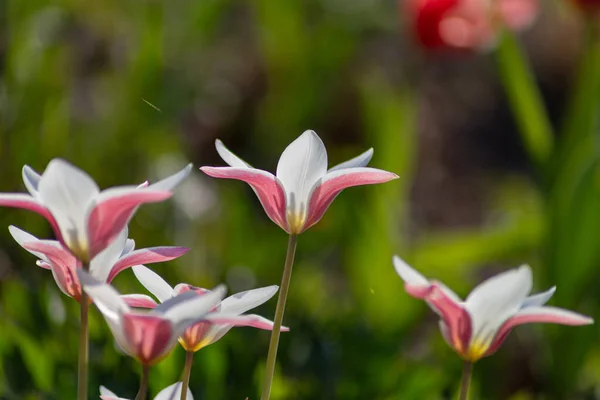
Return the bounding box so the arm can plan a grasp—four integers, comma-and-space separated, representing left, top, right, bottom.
99, 386, 120, 397
521, 286, 556, 309
22, 165, 42, 196
78, 270, 129, 319
155, 285, 226, 334
37, 159, 99, 251
465, 265, 532, 346
215, 139, 252, 168
392, 255, 430, 286
220, 285, 278, 315
148, 163, 193, 191
328, 148, 373, 172
154, 382, 193, 400
132, 265, 174, 303
90, 227, 129, 281
8, 225, 49, 262
122, 239, 136, 256
275, 130, 328, 219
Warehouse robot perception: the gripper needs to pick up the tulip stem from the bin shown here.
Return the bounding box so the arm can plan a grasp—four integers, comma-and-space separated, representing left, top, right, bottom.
260, 234, 298, 400
77, 262, 90, 400
180, 351, 194, 400
458, 361, 473, 400
135, 365, 150, 400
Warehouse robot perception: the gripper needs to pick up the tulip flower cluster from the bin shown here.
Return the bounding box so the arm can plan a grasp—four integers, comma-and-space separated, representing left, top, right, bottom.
0, 130, 593, 399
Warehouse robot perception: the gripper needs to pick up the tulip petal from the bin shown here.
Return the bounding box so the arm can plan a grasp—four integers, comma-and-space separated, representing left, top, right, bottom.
155, 286, 226, 334
426, 284, 472, 354
132, 265, 174, 303
200, 167, 288, 230
99, 385, 128, 400
393, 255, 430, 288
22, 165, 42, 196
89, 227, 129, 281
498, 0, 539, 31
304, 167, 399, 231
220, 286, 278, 315
205, 313, 281, 330
121, 294, 159, 309
215, 139, 252, 168
147, 163, 193, 191
78, 270, 130, 319
38, 159, 100, 252
0, 194, 62, 240
122, 313, 174, 365
485, 306, 593, 356
20, 240, 79, 298
9, 225, 50, 262
106, 246, 189, 283
276, 130, 328, 219
155, 382, 194, 400
328, 148, 373, 172
465, 265, 532, 346
36, 260, 51, 270
86, 187, 172, 260
521, 286, 556, 309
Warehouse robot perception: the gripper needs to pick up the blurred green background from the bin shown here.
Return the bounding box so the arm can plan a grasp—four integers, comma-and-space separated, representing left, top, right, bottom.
1, 0, 600, 398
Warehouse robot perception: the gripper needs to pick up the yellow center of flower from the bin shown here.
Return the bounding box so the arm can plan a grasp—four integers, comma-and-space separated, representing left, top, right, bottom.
179, 335, 215, 353
463, 338, 492, 362
286, 211, 306, 234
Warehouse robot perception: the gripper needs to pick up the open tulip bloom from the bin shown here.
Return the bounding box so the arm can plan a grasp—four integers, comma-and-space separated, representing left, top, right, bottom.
0, 158, 192, 262
100, 382, 193, 400
9, 225, 188, 302
123, 265, 284, 352
79, 270, 278, 366
200, 130, 398, 234
393, 256, 593, 362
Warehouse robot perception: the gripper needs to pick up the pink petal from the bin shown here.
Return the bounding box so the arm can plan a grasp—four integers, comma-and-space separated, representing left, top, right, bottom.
485, 306, 593, 356
425, 284, 472, 355
122, 313, 174, 366
303, 168, 398, 232
498, 0, 539, 31
106, 246, 189, 283
24, 241, 82, 300
0, 194, 63, 242
121, 294, 159, 309
205, 314, 283, 330
87, 190, 172, 260
36, 261, 51, 270
200, 167, 288, 231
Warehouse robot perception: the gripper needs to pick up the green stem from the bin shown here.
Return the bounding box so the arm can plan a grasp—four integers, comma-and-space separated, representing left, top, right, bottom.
77, 262, 90, 400
496, 31, 554, 170
458, 361, 473, 400
135, 365, 150, 400
180, 351, 194, 400
260, 234, 298, 400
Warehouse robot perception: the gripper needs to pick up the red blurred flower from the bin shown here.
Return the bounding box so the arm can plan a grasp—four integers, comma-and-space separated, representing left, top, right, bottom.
406, 0, 539, 51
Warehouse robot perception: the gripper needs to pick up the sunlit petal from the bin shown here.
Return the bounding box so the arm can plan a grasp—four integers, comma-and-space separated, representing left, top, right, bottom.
132, 265, 174, 303
328, 148, 373, 172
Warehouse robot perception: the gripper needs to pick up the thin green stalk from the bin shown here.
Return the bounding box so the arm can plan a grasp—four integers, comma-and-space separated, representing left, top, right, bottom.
77, 262, 90, 400
458, 361, 473, 400
135, 365, 150, 400
496, 31, 554, 170
180, 351, 194, 400
260, 234, 298, 400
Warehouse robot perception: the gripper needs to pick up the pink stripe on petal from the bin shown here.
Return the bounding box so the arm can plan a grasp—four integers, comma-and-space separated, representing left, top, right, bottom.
121, 294, 159, 309
205, 314, 279, 330
87, 190, 172, 260
485, 306, 593, 357
426, 284, 472, 355
304, 168, 398, 232
200, 167, 288, 231
37, 261, 51, 270
0, 194, 63, 242
122, 313, 174, 366
106, 247, 189, 283
24, 242, 82, 300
